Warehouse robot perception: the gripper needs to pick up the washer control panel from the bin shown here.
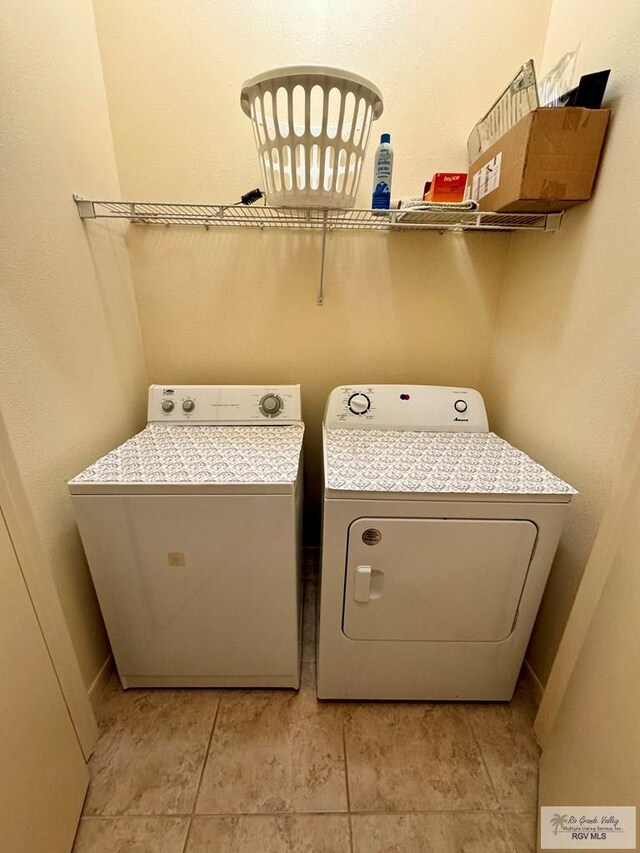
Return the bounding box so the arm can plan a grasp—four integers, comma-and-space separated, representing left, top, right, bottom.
148, 385, 301, 425
325, 385, 488, 432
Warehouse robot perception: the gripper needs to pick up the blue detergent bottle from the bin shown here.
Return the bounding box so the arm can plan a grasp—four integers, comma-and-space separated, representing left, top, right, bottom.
371, 133, 393, 209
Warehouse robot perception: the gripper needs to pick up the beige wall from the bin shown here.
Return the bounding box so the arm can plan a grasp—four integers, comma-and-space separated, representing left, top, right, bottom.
93, 0, 551, 538
485, 3, 640, 687
538, 413, 640, 835
0, 0, 147, 689
0, 509, 88, 851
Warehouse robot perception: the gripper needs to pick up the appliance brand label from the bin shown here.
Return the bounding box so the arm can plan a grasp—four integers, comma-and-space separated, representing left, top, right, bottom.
362, 528, 382, 546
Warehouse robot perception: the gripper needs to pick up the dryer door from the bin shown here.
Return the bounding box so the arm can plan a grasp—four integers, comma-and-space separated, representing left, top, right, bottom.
343, 517, 537, 642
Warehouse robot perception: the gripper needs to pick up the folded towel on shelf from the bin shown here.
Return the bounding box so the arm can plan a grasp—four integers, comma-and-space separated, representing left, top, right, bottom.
393, 197, 479, 211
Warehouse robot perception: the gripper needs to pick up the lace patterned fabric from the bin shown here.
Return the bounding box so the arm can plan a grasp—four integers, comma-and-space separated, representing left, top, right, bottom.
71, 423, 305, 485
324, 429, 576, 495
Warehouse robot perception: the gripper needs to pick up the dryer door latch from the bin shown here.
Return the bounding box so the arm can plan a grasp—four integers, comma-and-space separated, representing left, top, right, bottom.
354, 566, 372, 602
354, 565, 384, 602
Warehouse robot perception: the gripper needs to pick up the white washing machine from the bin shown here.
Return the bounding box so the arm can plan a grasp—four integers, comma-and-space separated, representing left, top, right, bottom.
69, 385, 304, 689
317, 384, 576, 701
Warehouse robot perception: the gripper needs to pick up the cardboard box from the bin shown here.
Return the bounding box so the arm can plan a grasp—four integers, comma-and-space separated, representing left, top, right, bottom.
468, 107, 610, 212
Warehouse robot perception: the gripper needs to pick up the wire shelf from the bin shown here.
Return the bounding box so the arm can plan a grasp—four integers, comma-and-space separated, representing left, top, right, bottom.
74, 196, 562, 233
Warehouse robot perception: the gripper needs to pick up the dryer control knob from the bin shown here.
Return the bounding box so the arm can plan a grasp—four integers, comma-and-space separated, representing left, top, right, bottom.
454, 399, 468, 413
260, 394, 283, 417
182, 399, 196, 413
348, 393, 371, 415
161, 400, 175, 413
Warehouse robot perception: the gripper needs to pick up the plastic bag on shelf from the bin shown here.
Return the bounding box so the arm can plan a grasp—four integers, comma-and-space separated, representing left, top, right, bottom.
538, 47, 579, 107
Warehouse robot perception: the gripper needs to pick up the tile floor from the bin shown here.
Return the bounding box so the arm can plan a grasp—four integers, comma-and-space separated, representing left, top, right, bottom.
73, 565, 539, 852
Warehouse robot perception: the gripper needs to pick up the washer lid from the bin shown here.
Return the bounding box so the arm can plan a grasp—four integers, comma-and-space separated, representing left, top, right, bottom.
324, 428, 576, 498
69, 423, 304, 495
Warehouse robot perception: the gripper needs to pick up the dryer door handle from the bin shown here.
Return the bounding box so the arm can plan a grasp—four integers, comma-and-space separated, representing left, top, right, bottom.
354, 565, 372, 602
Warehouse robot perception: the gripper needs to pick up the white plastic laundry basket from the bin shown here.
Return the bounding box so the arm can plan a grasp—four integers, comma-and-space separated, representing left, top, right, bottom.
240, 66, 384, 208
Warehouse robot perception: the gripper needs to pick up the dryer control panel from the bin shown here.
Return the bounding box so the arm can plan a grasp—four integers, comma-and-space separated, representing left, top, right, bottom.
148, 385, 302, 425
324, 385, 488, 432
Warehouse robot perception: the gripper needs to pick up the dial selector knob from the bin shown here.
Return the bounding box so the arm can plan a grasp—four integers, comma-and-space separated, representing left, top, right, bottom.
454, 399, 468, 413
348, 393, 371, 415
182, 399, 196, 413
161, 400, 175, 413
259, 394, 283, 417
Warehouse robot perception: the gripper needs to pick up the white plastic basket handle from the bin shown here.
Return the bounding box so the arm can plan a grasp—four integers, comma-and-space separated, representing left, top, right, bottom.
241, 65, 383, 119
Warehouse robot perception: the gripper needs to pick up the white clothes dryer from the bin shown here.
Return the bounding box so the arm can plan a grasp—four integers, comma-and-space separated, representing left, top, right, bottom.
69, 385, 304, 689
317, 385, 576, 701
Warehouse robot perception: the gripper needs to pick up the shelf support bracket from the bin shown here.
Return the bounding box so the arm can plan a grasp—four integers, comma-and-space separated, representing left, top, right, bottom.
545, 212, 564, 231
317, 210, 328, 306
74, 195, 96, 219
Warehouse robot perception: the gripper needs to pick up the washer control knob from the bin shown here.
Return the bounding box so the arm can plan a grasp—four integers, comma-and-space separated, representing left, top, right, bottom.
259, 394, 283, 417
182, 399, 196, 413
161, 400, 175, 413
348, 393, 371, 415
454, 399, 468, 413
